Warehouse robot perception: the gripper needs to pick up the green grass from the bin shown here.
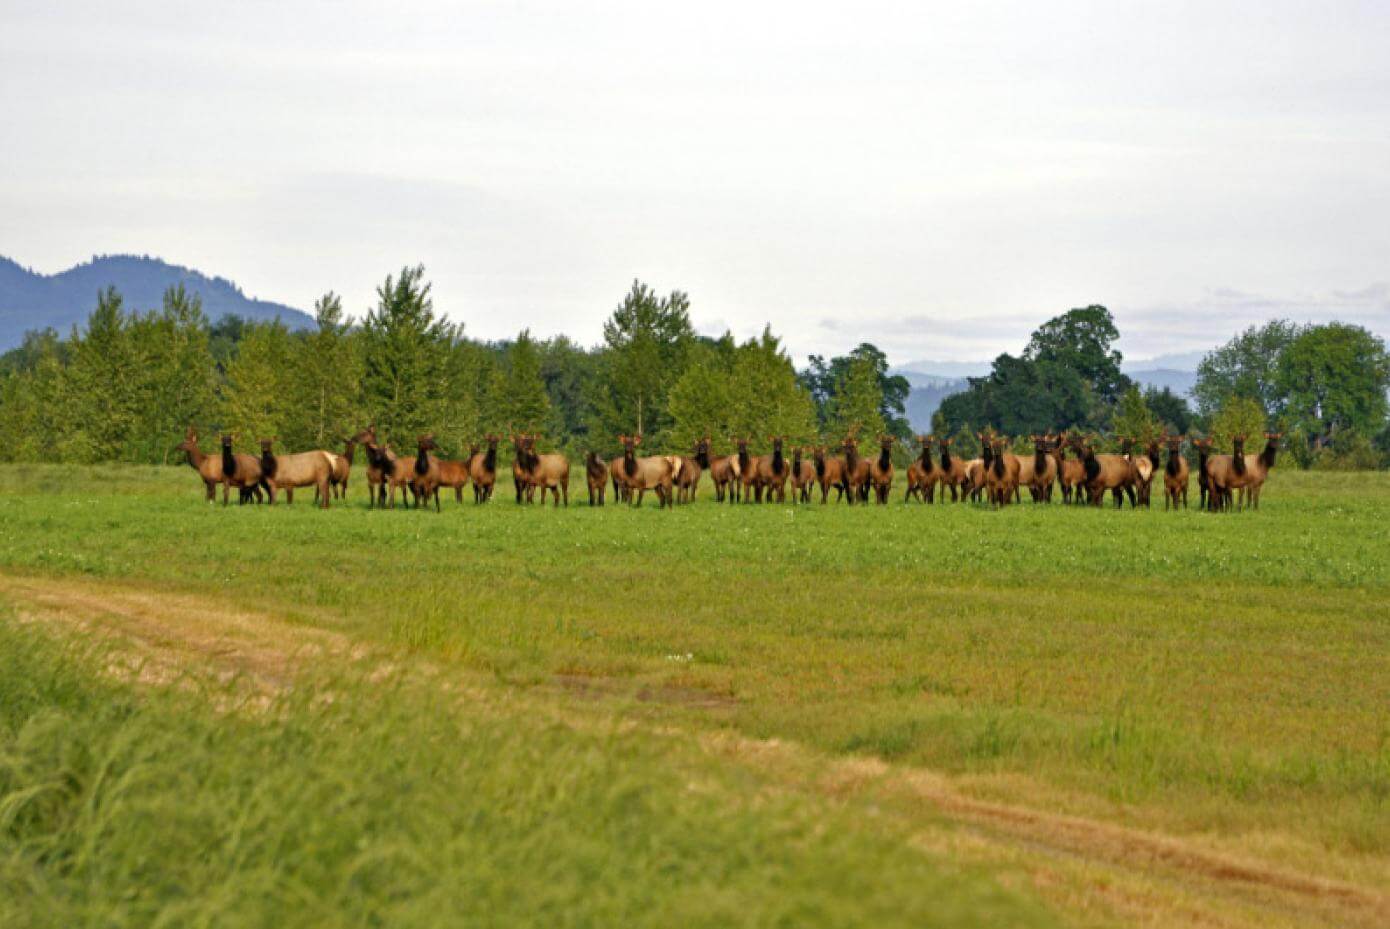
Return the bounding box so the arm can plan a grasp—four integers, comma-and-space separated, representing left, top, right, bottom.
1, 464, 1388, 923
0, 619, 1048, 928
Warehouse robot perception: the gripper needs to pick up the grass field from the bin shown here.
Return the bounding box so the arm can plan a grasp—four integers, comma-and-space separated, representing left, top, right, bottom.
1, 464, 1387, 926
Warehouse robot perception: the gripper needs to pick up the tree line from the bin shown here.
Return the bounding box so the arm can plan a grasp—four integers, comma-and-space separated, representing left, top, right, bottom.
0, 268, 909, 465
934, 306, 1390, 469
1, 266, 1386, 469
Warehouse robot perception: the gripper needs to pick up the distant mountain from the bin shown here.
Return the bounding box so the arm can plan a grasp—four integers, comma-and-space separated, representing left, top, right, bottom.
1124, 368, 1199, 396
0, 254, 313, 349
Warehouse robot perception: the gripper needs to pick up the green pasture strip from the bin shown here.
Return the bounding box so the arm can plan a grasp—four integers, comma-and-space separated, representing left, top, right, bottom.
0, 617, 1053, 928
0, 464, 1386, 856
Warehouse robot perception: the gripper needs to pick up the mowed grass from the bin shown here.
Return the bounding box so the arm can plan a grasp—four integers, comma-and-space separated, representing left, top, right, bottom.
1, 463, 1388, 922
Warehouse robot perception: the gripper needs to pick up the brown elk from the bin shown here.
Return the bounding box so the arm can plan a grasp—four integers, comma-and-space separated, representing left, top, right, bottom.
1018, 435, 1058, 503
1204, 434, 1251, 512
585, 451, 608, 506
811, 445, 845, 503
905, 435, 938, 503
1052, 431, 1087, 504
258, 438, 333, 508
1074, 435, 1136, 508
750, 436, 792, 502
351, 426, 397, 508
323, 437, 356, 501
1192, 437, 1214, 510
675, 436, 711, 503
963, 431, 994, 503
410, 434, 443, 512
841, 436, 871, 504
1162, 434, 1189, 510
469, 434, 499, 503
1129, 437, 1161, 508
219, 434, 269, 506
511, 434, 532, 504
1239, 432, 1281, 509
708, 443, 742, 503
865, 435, 895, 504
935, 436, 968, 502
985, 436, 1021, 506
517, 434, 570, 506
177, 427, 231, 503
727, 437, 756, 503
434, 447, 471, 505
789, 446, 816, 503
614, 434, 679, 508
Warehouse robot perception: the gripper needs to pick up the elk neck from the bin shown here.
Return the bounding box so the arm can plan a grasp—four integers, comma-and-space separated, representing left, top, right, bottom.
259, 447, 277, 480
1166, 447, 1182, 477
415, 445, 430, 476
877, 445, 890, 470
623, 446, 638, 478
221, 443, 238, 478
1260, 439, 1279, 470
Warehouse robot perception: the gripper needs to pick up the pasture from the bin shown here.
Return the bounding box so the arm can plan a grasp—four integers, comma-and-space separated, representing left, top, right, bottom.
1, 464, 1387, 927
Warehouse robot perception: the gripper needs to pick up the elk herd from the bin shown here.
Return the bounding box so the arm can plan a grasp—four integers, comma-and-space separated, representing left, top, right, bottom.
178, 426, 1280, 513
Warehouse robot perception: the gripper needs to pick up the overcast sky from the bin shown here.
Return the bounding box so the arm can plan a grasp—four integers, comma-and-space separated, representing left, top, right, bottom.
3, 1, 1387, 365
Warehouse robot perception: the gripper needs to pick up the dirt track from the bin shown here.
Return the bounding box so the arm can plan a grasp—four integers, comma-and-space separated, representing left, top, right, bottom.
3, 571, 1385, 929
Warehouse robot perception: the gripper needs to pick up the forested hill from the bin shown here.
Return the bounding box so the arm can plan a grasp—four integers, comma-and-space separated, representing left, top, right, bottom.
0, 255, 313, 348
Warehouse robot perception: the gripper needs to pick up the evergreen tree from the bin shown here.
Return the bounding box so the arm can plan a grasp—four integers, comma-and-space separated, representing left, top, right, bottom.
498, 330, 551, 434
826, 354, 886, 441
593, 280, 694, 439
138, 284, 216, 463
360, 265, 453, 444
727, 327, 818, 444
1112, 386, 1158, 444
221, 321, 295, 444
667, 342, 734, 453
292, 292, 363, 449
65, 287, 140, 460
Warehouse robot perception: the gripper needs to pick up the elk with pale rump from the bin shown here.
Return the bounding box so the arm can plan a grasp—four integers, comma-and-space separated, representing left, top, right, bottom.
1052, 432, 1087, 504
905, 435, 938, 503
258, 438, 334, 508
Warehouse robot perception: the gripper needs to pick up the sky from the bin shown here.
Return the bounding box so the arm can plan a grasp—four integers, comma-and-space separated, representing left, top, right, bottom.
2, 1, 1388, 367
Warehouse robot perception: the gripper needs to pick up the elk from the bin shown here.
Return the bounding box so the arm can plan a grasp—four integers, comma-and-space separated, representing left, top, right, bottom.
859, 434, 893, 504
1052, 432, 1087, 504
1162, 434, 1189, 510
708, 444, 742, 503
789, 446, 816, 503
614, 434, 679, 508
176, 427, 230, 503
1128, 437, 1160, 508
433, 447, 471, 505
935, 436, 968, 502
751, 435, 792, 503
1239, 432, 1281, 509
1192, 437, 1214, 510
517, 434, 570, 506
323, 436, 356, 501
963, 431, 994, 503
905, 435, 937, 503
219, 434, 269, 506
351, 426, 397, 508
469, 434, 499, 503
1204, 434, 1251, 512
411, 434, 443, 512
811, 445, 845, 503
1074, 435, 1136, 508
511, 434, 532, 504
841, 436, 871, 504
585, 451, 608, 506
728, 437, 756, 503
675, 436, 711, 503
258, 438, 333, 508
1016, 435, 1058, 503
985, 435, 1021, 506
